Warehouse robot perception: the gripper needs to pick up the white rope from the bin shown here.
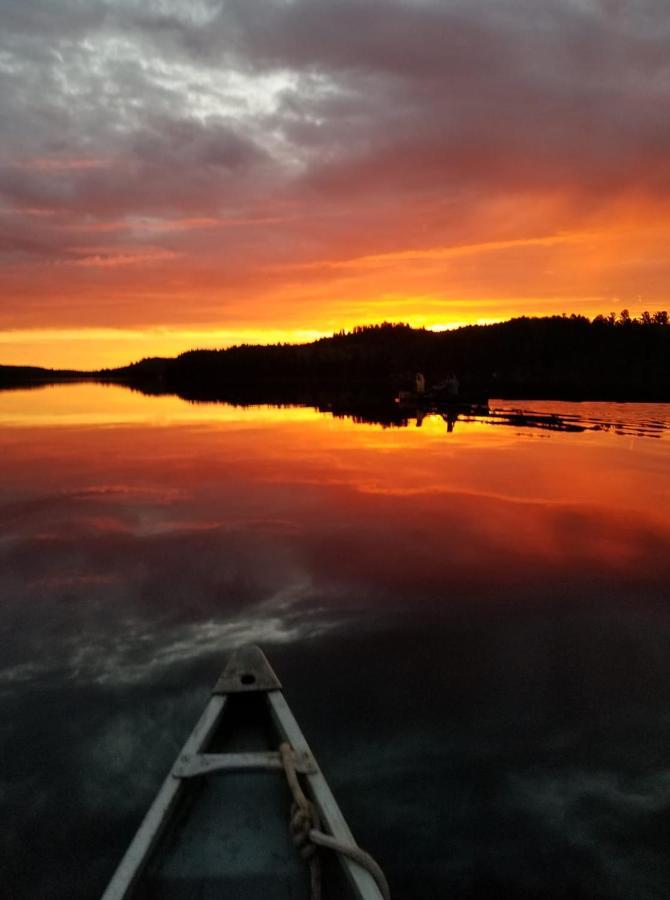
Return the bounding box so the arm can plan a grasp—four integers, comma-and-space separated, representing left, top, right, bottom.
309, 829, 391, 900
279, 742, 391, 900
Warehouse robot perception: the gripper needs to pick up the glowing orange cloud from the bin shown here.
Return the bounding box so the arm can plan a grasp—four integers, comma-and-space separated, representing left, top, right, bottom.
1, 0, 669, 368
2, 195, 668, 367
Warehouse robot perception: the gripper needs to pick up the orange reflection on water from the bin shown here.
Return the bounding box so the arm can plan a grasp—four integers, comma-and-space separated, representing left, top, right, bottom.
1, 383, 669, 603
0, 382, 324, 427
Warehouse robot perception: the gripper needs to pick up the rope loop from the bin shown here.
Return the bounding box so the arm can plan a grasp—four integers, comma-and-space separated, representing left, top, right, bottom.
278, 741, 391, 900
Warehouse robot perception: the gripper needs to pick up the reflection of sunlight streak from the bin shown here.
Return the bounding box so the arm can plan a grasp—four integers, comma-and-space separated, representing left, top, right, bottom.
2, 386, 668, 444
0, 384, 324, 428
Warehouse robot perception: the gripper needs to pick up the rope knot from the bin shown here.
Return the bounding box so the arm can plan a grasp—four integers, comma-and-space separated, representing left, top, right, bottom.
279, 741, 322, 896
290, 801, 317, 859
278, 740, 390, 899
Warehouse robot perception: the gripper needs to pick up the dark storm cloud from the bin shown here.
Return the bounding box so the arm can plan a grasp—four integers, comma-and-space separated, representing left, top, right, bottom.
129, 0, 670, 192
2, 0, 669, 201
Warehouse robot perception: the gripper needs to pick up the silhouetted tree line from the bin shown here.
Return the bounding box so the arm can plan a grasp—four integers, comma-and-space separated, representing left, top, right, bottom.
123, 312, 670, 401
0, 365, 85, 388
2, 312, 670, 400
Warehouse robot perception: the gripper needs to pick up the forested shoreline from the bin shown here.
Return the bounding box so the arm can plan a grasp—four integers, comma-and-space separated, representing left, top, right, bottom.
3, 312, 670, 402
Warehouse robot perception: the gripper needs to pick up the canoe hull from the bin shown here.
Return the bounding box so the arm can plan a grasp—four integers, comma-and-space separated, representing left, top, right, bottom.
102, 646, 386, 900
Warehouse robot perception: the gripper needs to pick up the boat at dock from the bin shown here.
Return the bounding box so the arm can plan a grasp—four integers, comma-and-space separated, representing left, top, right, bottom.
102, 645, 390, 900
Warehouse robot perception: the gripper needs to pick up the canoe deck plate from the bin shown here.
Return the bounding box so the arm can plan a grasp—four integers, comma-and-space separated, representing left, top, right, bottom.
213, 644, 282, 694
173, 749, 317, 779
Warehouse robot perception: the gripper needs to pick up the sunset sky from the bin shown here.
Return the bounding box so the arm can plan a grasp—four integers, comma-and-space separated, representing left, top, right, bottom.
1, 0, 669, 368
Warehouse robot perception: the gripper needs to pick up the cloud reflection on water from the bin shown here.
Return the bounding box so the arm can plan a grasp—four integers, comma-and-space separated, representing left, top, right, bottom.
0, 385, 669, 899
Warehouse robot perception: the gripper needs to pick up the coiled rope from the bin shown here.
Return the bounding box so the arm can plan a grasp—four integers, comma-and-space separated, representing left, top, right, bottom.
279, 742, 391, 900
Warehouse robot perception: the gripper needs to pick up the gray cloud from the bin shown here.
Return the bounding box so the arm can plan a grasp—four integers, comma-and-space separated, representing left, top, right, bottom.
1, 0, 669, 320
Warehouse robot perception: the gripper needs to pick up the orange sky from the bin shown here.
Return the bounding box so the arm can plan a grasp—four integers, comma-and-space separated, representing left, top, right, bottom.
1, 1, 668, 368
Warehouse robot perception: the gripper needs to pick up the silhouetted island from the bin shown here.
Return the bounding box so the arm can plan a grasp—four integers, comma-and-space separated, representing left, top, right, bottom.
2, 313, 670, 406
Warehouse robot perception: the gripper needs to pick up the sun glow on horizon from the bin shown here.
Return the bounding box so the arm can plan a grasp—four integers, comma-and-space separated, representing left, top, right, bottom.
1, 291, 664, 370
0, 326, 329, 369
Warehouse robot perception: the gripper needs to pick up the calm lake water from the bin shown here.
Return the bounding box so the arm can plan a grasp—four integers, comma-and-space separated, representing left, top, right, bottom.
1, 384, 669, 899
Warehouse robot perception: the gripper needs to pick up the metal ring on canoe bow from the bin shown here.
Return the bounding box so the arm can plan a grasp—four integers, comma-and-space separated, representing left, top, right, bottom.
279, 742, 391, 900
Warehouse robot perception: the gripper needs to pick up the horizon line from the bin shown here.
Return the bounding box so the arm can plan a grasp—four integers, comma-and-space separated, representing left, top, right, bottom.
2, 310, 668, 373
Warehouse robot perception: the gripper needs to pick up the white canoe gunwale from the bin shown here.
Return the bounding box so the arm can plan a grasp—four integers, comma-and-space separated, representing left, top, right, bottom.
101, 645, 386, 900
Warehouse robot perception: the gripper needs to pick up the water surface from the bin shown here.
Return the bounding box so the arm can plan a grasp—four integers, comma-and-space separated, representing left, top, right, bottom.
1, 385, 669, 899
